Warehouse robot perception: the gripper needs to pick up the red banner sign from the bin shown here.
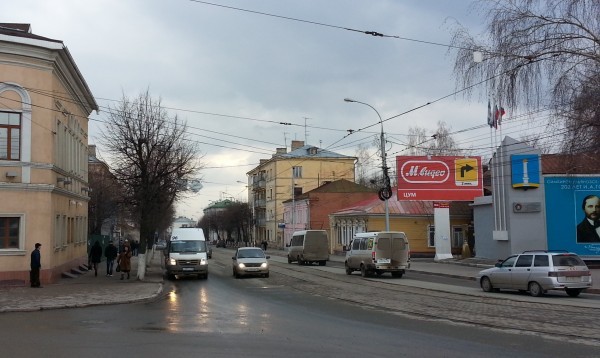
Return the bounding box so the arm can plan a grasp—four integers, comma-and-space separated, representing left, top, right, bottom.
396, 156, 483, 201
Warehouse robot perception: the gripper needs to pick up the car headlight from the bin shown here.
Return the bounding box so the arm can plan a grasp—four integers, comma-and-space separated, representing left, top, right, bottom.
237, 263, 246, 268
201, 258, 207, 265
169, 258, 177, 265
261, 262, 268, 268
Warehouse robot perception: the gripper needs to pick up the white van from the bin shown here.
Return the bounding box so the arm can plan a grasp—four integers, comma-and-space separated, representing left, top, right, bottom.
287, 230, 329, 266
164, 228, 208, 280
345, 231, 410, 278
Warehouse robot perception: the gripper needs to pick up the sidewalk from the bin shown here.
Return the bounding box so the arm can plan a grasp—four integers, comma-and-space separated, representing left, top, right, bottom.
1, 249, 598, 313
0, 251, 164, 313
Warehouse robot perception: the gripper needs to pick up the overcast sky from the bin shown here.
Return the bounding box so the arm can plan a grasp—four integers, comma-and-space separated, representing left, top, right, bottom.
2, 0, 544, 220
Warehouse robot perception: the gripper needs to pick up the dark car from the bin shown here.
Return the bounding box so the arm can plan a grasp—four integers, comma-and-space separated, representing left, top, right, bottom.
216, 240, 226, 248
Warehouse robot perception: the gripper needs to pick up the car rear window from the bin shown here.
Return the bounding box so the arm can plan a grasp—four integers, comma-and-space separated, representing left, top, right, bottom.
552, 254, 585, 267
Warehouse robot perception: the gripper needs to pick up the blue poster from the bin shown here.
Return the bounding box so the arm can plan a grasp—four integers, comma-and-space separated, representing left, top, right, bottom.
544, 176, 600, 257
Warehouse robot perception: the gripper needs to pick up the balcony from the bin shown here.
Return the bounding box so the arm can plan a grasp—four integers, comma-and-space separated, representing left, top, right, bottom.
253, 199, 266, 208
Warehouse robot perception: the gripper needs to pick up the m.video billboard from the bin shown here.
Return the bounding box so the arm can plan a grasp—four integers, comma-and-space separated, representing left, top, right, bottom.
396, 156, 483, 201
545, 176, 600, 257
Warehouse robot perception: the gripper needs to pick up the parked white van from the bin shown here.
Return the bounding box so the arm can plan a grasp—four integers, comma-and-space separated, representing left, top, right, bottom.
345, 231, 410, 278
164, 228, 208, 280
287, 230, 329, 266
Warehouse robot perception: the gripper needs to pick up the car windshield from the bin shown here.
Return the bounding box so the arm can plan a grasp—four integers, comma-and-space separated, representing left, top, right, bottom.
170, 240, 206, 253
552, 254, 585, 267
237, 249, 265, 259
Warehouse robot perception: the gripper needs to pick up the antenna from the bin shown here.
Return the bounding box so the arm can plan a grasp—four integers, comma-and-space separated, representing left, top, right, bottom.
303, 117, 311, 144
283, 132, 289, 149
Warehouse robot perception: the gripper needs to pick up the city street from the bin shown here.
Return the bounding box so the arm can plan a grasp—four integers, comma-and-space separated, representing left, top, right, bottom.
1, 248, 599, 357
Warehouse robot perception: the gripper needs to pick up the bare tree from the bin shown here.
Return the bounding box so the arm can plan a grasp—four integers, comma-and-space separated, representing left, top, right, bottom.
88, 163, 121, 235
449, 0, 600, 160
427, 121, 463, 156
355, 143, 379, 188
449, 0, 600, 109
406, 126, 429, 156
101, 90, 202, 279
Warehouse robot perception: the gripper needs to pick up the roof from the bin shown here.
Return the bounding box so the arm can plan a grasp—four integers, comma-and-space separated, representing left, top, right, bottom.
0, 23, 62, 44
542, 153, 600, 174
332, 188, 472, 217
288, 179, 376, 202
278, 145, 355, 159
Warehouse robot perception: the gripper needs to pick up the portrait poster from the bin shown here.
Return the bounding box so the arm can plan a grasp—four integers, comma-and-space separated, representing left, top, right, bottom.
544, 176, 600, 257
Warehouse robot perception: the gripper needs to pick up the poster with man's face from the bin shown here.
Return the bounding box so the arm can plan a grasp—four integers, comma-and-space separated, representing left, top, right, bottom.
545, 177, 600, 257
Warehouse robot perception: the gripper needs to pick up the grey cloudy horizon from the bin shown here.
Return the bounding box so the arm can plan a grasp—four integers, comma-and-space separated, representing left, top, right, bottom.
3, 0, 544, 220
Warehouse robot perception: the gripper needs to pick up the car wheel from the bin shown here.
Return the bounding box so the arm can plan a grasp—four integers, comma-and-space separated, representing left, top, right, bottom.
565, 288, 582, 297
264, 272, 270, 278
481, 277, 493, 292
345, 263, 352, 275
529, 281, 544, 297
297, 256, 303, 265
391, 271, 403, 278
360, 264, 367, 277
288, 256, 293, 264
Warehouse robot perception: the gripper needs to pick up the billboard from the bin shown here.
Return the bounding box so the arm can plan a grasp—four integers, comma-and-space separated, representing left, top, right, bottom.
545, 176, 600, 257
396, 156, 483, 201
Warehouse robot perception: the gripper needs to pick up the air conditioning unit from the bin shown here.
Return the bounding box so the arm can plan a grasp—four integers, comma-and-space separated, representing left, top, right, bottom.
5, 171, 18, 178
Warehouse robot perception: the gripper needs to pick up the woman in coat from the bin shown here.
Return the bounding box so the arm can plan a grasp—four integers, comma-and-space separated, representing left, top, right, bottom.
117, 244, 132, 280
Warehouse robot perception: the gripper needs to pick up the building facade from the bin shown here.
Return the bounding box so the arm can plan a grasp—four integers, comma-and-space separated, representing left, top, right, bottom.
247, 140, 356, 249
329, 190, 473, 256
282, 179, 376, 249
0, 24, 98, 285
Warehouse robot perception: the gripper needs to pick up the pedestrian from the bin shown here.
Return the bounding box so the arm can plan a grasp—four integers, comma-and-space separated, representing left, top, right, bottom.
89, 241, 103, 277
30, 243, 42, 288
104, 240, 118, 276
261, 240, 268, 252
117, 244, 132, 280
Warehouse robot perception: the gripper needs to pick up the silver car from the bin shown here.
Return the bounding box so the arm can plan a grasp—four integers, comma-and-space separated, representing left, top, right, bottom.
477, 250, 592, 297
232, 247, 270, 278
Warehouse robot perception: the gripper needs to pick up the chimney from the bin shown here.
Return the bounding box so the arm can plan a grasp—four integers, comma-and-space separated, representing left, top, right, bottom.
291, 140, 304, 151
273, 147, 287, 157
88, 144, 96, 157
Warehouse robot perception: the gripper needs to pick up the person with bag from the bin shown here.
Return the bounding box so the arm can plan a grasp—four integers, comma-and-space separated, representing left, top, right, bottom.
104, 241, 118, 277
117, 244, 132, 280
88, 241, 103, 277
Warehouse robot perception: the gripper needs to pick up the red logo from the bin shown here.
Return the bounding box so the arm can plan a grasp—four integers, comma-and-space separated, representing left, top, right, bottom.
400, 160, 449, 183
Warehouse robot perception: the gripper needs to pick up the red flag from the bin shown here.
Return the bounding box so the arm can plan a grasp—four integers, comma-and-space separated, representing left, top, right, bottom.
495, 106, 505, 126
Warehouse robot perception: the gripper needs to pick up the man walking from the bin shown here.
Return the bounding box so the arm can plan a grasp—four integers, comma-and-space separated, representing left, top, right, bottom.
30, 243, 42, 288
104, 241, 118, 277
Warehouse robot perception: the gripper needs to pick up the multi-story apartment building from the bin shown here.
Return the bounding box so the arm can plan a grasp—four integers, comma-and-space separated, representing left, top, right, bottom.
247, 140, 356, 249
0, 24, 98, 285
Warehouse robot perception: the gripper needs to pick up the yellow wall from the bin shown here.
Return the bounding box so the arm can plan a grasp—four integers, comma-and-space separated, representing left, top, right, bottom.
0, 40, 94, 284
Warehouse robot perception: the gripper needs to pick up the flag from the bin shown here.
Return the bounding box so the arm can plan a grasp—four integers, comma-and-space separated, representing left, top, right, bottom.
495, 106, 506, 126
493, 105, 498, 129
487, 100, 493, 127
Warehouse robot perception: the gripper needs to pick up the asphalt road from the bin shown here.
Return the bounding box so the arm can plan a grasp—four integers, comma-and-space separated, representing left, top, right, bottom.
2, 249, 599, 357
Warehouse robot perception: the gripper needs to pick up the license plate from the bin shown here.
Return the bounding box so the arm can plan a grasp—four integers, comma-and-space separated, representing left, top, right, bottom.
182, 267, 195, 271
246, 268, 259, 271
564, 276, 581, 282
377, 259, 391, 264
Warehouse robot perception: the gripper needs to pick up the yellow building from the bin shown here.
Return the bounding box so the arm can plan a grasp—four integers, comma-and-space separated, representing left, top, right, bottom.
329, 192, 473, 256
0, 24, 98, 285
247, 140, 356, 249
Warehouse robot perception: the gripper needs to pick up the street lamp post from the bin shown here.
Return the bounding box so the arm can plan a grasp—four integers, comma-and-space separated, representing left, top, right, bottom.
344, 98, 391, 231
